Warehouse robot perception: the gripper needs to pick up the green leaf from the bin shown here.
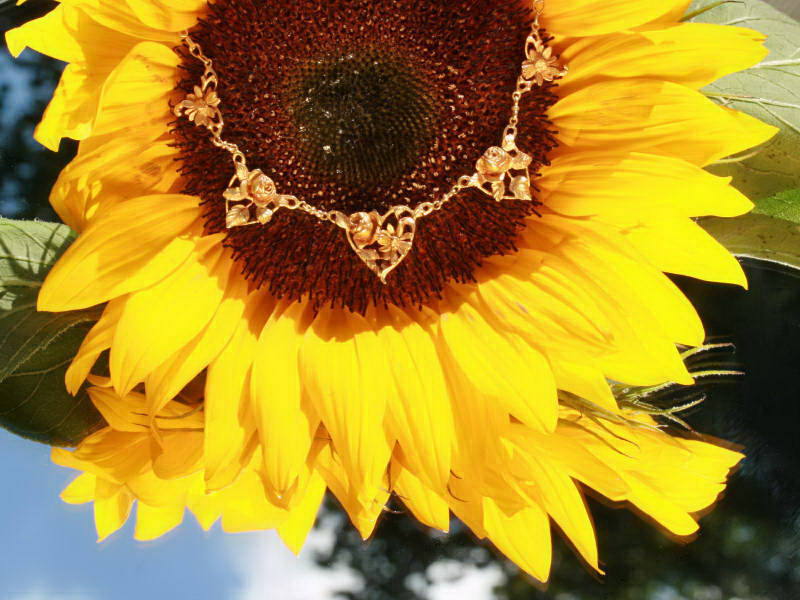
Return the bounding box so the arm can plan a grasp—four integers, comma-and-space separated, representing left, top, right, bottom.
752, 188, 800, 223
689, 0, 800, 201
700, 213, 800, 271
0, 219, 105, 447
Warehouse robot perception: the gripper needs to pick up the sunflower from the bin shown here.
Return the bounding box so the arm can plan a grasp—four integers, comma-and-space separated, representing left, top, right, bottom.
6, 0, 777, 580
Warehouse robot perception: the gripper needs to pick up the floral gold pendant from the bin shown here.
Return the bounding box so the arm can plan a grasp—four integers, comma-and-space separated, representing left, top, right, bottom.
220, 161, 419, 282
340, 207, 417, 283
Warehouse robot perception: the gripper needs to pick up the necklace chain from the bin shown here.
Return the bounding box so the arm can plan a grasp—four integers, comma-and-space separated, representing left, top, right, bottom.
174, 1, 566, 282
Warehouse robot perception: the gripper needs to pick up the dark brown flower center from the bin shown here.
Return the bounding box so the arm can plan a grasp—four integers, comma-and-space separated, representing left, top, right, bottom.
173, 0, 559, 312
286, 50, 437, 189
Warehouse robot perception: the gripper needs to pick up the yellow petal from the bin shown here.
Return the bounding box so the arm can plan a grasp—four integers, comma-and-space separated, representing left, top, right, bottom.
511, 449, 599, 570
145, 268, 247, 417
391, 460, 450, 532
558, 415, 739, 537
33, 64, 96, 150
523, 217, 697, 384
624, 477, 700, 536
472, 265, 614, 355
65, 298, 125, 394
277, 471, 327, 555
51, 0, 194, 41
109, 234, 228, 397
550, 80, 778, 166
622, 217, 748, 287
493, 241, 640, 384
649, 1, 692, 24
88, 385, 203, 433
517, 424, 629, 502
61, 472, 97, 504
540, 152, 754, 220
482, 498, 552, 582
439, 301, 558, 431
52, 138, 180, 232
577, 219, 707, 346
543, 0, 688, 37
41, 39, 177, 150
94, 478, 134, 541
558, 24, 768, 92
134, 501, 185, 541
87, 387, 149, 432
681, 438, 744, 484
551, 360, 618, 413
152, 431, 204, 480
219, 469, 288, 533
5, 5, 144, 149
90, 41, 180, 139
127, 468, 191, 506
185, 475, 222, 530
251, 302, 319, 503
315, 442, 389, 540
6, 6, 83, 63
629, 428, 741, 515
123, 0, 206, 33
300, 309, 392, 505
38, 193, 203, 311
52, 429, 150, 483
433, 325, 511, 491
446, 476, 487, 538
203, 292, 273, 491
380, 307, 454, 493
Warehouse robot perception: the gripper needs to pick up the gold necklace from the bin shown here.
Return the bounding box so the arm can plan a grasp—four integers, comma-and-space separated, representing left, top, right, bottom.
174, 2, 566, 283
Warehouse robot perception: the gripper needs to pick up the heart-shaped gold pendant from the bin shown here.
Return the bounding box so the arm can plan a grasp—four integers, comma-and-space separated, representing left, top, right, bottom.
341, 206, 417, 283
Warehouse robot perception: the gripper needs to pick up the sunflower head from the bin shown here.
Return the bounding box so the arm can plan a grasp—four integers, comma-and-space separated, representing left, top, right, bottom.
6, 0, 779, 583
167, 0, 560, 312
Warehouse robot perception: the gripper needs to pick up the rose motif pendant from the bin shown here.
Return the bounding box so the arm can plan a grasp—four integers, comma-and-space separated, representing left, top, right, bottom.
341, 207, 417, 283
